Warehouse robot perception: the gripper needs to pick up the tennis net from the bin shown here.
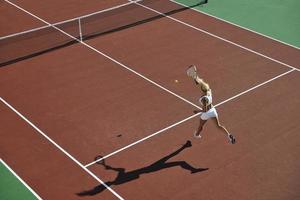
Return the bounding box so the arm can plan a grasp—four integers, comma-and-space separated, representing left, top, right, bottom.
0, 0, 208, 67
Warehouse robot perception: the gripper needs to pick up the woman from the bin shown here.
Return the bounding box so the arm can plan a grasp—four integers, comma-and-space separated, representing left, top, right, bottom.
193, 75, 236, 144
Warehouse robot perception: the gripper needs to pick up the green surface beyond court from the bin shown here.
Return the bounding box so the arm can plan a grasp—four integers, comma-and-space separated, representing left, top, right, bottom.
0, 162, 37, 200
175, 0, 300, 48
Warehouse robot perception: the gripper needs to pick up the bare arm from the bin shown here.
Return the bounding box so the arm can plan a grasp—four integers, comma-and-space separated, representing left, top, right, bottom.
194, 76, 205, 85
193, 76, 212, 111
194, 76, 210, 90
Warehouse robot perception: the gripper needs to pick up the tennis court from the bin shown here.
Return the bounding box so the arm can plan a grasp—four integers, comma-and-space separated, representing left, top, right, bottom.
0, 0, 299, 199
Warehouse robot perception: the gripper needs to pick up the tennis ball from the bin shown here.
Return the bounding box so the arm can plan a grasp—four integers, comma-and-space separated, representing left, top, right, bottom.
175, 79, 179, 83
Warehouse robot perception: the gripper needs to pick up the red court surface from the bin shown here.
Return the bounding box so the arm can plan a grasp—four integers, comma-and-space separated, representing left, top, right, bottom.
0, 43, 195, 164
88, 72, 300, 200
86, 8, 290, 105
0, 103, 118, 200
0, 0, 299, 199
9, 0, 128, 23
140, 0, 300, 67
0, 2, 44, 36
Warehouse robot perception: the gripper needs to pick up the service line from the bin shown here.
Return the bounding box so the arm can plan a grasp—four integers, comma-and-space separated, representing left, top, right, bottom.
86, 68, 295, 167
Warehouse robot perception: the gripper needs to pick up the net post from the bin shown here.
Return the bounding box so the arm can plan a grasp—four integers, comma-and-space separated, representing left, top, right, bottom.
78, 18, 83, 41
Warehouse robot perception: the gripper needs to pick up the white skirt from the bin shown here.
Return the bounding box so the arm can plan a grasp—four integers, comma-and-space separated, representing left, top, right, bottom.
200, 107, 218, 120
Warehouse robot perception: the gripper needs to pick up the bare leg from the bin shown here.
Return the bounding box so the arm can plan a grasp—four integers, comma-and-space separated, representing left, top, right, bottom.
212, 117, 236, 144
194, 118, 207, 137
212, 117, 230, 137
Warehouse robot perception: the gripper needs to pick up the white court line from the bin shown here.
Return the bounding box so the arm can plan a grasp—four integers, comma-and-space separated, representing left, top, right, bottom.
0, 0, 143, 40
0, 97, 124, 200
5, 0, 299, 166
133, 1, 299, 72
214, 69, 297, 106
3, 0, 203, 111
2, 0, 200, 198
0, 159, 43, 200
86, 68, 296, 167
2, 3, 299, 199
169, 0, 300, 50
85, 112, 200, 167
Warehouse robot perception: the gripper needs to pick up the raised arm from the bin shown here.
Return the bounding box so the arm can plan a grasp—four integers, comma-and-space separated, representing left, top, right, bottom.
194, 76, 205, 85
194, 76, 211, 94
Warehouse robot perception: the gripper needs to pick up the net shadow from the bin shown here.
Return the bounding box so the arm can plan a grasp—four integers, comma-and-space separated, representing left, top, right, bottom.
83, 1, 206, 41
0, 0, 206, 67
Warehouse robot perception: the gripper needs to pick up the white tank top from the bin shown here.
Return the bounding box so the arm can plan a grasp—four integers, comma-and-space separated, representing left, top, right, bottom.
199, 91, 212, 106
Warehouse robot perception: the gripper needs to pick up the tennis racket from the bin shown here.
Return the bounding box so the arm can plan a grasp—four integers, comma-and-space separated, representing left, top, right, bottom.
186, 65, 198, 79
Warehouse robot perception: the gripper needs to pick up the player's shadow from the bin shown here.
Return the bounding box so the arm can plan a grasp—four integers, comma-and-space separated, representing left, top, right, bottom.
77, 140, 208, 196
